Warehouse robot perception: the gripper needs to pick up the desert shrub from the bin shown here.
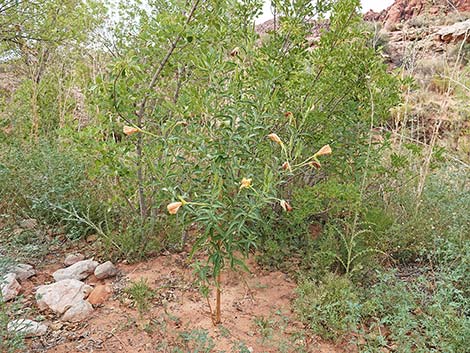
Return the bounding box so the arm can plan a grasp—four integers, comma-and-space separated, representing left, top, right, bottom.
415, 57, 447, 78
408, 15, 428, 28
294, 273, 361, 340
295, 164, 470, 348
361, 270, 469, 353
428, 75, 453, 94
0, 141, 108, 240
368, 164, 469, 263
91, 0, 400, 271
381, 167, 470, 352
448, 42, 470, 65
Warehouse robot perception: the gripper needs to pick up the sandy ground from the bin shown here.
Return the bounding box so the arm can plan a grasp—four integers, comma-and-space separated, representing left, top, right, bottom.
21, 252, 347, 353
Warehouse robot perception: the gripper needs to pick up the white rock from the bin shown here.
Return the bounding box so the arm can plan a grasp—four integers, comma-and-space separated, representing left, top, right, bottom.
61, 300, 94, 322
94, 261, 118, 280
19, 219, 38, 229
1, 273, 21, 301
36, 279, 92, 314
64, 253, 85, 267
436, 19, 470, 43
7, 319, 48, 337
52, 259, 98, 282
12, 264, 36, 281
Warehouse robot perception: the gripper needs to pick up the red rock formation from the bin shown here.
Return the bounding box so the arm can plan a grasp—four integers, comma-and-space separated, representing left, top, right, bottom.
364, 0, 470, 26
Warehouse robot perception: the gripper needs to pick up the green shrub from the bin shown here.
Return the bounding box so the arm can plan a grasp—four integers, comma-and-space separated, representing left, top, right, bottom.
0, 141, 107, 240
361, 271, 470, 353
294, 273, 361, 340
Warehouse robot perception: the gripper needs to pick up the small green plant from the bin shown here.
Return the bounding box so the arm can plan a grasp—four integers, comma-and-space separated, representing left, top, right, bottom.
167, 142, 332, 325
172, 330, 215, 353
124, 278, 155, 317
0, 303, 25, 353
254, 315, 275, 341
320, 219, 382, 277
294, 273, 361, 340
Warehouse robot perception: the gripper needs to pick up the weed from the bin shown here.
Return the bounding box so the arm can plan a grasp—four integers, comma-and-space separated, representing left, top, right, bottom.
124, 278, 155, 318
254, 315, 274, 341
294, 273, 361, 341
0, 142, 107, 240
172, 330, 215, 353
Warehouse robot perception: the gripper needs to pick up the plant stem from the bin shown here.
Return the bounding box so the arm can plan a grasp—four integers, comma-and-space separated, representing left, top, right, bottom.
215, 272, 221, 324
134, 0, 202, 222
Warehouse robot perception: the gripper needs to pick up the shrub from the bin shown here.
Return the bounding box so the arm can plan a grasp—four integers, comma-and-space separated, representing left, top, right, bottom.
294, 273, 361, 340
362, 271, 470, 352
0, 141, 107, 240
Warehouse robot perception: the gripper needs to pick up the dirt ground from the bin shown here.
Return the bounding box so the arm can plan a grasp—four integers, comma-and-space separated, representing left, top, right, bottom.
22, 251, 347, 353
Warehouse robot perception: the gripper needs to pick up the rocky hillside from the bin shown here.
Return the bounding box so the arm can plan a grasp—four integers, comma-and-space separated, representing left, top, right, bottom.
366, 0, 470, 157
365, 0, 470, 28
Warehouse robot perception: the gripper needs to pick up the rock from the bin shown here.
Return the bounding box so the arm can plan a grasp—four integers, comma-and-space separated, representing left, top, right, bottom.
36, 279, 92, 314
94, 261, 118, 280
61, 300, 94, 322
12, 264, 36, 281
19, 218, 38, 229
64, 253, 85, 267
87, 284, 112, 305
364, 0, 470, 27
436, 19, 470, 43
1, 273, 21, 301
7, 319, 48, 337
52, 259, 98, 282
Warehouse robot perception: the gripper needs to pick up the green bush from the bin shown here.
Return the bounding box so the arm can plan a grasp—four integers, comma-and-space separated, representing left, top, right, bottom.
361, 271, 469, 353
0, 141, 107, 240
293, 165, 470, 350
294, 273, 361, 340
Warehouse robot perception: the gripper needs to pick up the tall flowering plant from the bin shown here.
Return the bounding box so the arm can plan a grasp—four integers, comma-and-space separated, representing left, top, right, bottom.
166, 131, 332, 324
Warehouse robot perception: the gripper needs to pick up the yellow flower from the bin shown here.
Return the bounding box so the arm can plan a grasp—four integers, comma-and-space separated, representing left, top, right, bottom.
280, 200, 293, 212
240, 177, 252, 190
167, 202, 183, 215
314, 144, 332, 157
123, 125, 140, 136
267, 133, 282, 145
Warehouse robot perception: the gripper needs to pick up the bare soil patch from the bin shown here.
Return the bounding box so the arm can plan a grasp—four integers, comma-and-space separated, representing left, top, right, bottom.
24, 253, 345, 352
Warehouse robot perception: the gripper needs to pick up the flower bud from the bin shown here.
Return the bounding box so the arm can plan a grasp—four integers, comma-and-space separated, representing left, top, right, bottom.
167, 202, 183, 215
123, 125, 140, 136
267, 133, 282, 144
314, 144, 332, 157
240, 177, 252, 190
